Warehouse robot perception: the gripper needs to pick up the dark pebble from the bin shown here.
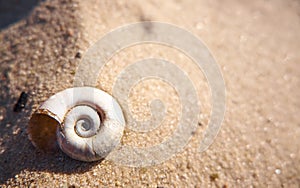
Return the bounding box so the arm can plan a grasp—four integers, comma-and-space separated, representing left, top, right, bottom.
14, 91, 28, 112
75, 52, 81, 58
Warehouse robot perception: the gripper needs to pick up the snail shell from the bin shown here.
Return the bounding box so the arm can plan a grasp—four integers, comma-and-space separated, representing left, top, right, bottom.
28, 87, 125, 162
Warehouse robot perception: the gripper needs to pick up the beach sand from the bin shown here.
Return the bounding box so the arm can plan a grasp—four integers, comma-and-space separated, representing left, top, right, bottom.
0, 0, 299, 187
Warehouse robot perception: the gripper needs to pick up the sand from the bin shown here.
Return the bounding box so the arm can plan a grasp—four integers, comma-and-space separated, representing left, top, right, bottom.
0, 0, 299, 187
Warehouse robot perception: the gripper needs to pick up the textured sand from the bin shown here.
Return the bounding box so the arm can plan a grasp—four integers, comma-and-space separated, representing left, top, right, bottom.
0, 0, 300, 187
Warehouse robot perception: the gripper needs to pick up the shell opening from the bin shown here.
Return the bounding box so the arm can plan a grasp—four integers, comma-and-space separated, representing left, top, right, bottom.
28, 112, 60, 151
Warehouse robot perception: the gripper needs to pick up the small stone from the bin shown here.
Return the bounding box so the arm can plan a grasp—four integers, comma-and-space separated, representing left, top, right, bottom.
67, 28, 74, 37
75, 52, 81, 58
210, 173, 219, 181
275, 169, 281, 175
14, 92, 28, 112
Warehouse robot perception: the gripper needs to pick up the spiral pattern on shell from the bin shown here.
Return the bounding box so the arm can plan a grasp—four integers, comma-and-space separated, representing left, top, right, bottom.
28, 87, 125, 162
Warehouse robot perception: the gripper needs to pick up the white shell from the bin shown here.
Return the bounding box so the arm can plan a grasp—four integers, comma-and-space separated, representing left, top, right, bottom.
28, 87, 125, 162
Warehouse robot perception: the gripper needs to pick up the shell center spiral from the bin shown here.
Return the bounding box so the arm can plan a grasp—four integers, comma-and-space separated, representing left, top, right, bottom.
64, 105, 101, 138
76, 118, 92, 132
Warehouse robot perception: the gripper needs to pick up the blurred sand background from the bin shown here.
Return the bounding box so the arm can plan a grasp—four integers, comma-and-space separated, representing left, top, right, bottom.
0, 0, 299, 187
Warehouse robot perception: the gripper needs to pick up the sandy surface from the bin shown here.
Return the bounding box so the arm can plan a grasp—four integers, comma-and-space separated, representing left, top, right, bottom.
0, 0, 300, 187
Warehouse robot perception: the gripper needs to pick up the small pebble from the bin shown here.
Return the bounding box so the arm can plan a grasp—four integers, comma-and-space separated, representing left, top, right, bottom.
210, 173, 219, 181
75, 52, 81, 59
14, 92, 28, 112
275, 169, 281, 175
